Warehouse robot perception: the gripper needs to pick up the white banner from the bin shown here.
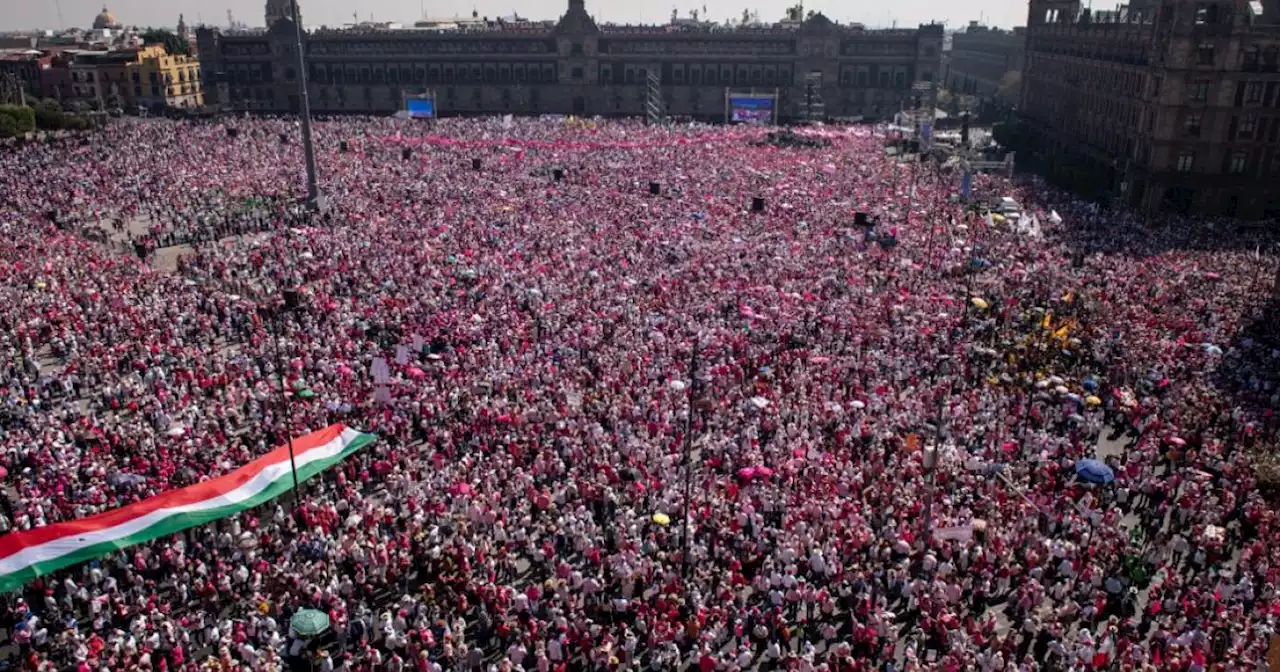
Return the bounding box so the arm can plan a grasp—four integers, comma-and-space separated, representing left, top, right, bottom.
932, 525, 973, 542
371, 357, 390, 384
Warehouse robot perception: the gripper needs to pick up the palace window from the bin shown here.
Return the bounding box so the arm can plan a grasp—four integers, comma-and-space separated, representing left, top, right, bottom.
1246, 81, 1263, 103
1197, 42, 1215, 66
1228, 150, 1248, 174
1176, 152, 1195, 172
1240, 114, 1257, 136
1190, 79, 1209, 101
1183, 114, 1201, 137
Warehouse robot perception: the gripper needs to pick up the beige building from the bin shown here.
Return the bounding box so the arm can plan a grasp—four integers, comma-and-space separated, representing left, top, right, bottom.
66, 43, 202, 110
196, 0, 944, 123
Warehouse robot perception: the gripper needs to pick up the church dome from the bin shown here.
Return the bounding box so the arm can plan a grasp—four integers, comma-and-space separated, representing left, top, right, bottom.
93, 6, 121, 30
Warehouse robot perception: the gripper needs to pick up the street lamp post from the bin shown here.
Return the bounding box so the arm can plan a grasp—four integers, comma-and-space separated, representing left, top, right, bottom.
680, 342, 701, 591
922, 360, 951, 548
921, 444, 938, 548
289, 0, 322, 212
259, 291, 302, 502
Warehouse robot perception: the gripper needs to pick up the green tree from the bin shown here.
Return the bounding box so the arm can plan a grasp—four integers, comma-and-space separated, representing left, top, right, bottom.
140, 28, 192, 57
0, 113, 19, 139
63, 115, 91, 131
33, 99, 65, 130
0, 104, 36, 137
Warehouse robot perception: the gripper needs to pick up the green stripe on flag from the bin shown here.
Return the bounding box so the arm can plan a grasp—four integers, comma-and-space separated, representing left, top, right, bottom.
0, 432, 375, 594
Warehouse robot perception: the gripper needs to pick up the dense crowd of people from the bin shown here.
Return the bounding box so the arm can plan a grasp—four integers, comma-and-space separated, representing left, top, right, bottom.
0, 115, 1277, 671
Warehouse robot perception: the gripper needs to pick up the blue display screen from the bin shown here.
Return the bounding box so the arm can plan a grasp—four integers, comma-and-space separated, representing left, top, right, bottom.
730, 97, 774, 124
406, 98, 435, 119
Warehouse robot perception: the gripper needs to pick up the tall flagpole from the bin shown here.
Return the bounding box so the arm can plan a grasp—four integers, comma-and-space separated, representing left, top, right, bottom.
289, 0, 322, 211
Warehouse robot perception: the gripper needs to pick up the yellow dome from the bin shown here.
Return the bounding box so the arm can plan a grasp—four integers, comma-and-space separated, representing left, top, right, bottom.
93, 6, 120, 29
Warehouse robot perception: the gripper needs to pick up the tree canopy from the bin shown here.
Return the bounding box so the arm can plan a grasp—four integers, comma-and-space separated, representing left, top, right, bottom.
140, 29, 192, 57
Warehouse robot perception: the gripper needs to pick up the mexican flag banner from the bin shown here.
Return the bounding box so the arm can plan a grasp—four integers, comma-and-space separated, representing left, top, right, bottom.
0, 424, 375, 593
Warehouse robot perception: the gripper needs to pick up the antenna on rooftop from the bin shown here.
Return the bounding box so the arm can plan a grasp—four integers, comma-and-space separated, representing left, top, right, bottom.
53, 0, 66, 28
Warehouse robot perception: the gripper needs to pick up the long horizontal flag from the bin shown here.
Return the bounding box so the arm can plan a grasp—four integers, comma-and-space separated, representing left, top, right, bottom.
0, 424, 375, 593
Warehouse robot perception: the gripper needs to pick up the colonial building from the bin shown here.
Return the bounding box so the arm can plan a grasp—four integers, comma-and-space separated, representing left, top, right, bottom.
944, 22, 1024, 104
1021, 0, 1280, 218
65, 43, 203, 110
0, 49, 51, 103
195, 0, 944, 122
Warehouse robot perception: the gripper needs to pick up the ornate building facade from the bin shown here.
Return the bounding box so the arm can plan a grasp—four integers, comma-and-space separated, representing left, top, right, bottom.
944, 22, 1024, 103
1020, 0, 1280, 218
195, 0, 943, 122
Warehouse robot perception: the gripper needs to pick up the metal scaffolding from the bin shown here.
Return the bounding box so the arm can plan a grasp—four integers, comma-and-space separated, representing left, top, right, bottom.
645, 70, 665, 126
800, 71, 825, 124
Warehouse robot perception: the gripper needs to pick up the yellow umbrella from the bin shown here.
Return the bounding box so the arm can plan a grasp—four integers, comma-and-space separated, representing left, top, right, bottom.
651, 513, 671, 526
970, 297, 990, 310
1085, 395, 1102, 407
991, 213, 1006, 223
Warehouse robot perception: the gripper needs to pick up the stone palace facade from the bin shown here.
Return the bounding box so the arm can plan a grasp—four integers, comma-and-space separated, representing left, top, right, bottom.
196, 0, 943, 122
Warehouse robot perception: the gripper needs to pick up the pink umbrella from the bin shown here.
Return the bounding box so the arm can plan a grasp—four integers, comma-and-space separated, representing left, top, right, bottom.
449, 482, 474, 496
737, 467, 757, 480
755, 466, 775, 478
406, 366, 426, 380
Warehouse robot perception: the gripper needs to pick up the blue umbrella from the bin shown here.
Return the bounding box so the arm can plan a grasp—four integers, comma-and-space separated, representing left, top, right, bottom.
1075, 459, 1114, 485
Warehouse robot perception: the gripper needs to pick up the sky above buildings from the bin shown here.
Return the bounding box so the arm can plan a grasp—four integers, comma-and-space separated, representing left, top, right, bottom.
2, 0, 1029, 33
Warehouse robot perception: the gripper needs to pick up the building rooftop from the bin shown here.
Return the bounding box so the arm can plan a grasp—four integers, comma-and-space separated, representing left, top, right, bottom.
0, 49, 43, 59
212, 9, 935, 38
